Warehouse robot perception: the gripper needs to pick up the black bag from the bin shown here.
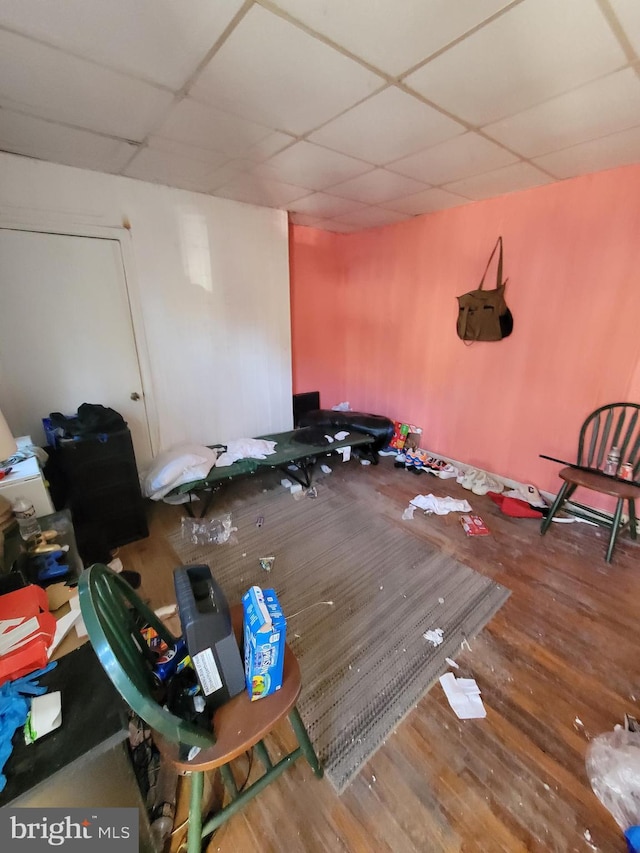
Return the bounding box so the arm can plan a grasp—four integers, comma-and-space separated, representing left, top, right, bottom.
49, 403, 126, 437
456, 237, 513, 343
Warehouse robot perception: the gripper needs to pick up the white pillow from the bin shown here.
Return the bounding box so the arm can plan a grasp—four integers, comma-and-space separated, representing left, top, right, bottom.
142, 444, 218, 500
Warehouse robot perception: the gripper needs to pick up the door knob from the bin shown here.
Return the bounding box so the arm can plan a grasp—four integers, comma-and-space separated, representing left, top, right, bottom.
130, 392, 141, 401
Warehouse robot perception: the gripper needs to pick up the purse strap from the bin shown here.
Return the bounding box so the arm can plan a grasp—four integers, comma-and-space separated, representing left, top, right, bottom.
478, 236, 503, 291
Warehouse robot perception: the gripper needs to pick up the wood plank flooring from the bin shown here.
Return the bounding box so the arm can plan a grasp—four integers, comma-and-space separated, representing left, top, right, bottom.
118, 458, 640, 853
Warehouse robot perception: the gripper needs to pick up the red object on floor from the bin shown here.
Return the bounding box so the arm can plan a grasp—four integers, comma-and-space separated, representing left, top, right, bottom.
0, 584, 56, 686
488, 492, 543, 519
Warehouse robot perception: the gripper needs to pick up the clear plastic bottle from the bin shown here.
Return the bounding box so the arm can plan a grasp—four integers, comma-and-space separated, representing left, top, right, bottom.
12, 496, 42, 542
603, 446, 621, 476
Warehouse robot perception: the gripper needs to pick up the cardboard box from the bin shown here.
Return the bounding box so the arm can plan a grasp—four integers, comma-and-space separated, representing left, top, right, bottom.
388, 421, 421, 451
460, 514, 490, 536
242, 586, 286, 701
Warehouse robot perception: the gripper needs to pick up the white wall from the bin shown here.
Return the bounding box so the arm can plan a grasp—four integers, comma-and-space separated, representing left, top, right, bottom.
0, 152, 293, 461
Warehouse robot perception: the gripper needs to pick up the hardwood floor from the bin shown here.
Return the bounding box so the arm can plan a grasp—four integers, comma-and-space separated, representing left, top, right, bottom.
119, 458, 640, 853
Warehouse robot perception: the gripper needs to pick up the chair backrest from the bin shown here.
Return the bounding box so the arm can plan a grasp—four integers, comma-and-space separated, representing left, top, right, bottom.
577, 403, 640, 478
78, 563, 215, 750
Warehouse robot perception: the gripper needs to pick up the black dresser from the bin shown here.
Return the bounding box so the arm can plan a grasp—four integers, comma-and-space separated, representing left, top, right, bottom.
49, 427, 148, 560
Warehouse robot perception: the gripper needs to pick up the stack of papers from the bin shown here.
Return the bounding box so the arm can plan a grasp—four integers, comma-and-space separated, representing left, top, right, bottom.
439, 672, 486, 719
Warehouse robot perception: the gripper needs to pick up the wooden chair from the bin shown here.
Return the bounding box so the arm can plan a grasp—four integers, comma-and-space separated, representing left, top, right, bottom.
541, 403, 640, 562
78, 564, 322, 853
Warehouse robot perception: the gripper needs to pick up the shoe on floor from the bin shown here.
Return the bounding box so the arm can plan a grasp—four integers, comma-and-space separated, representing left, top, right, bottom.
394, 453, 407, 468
120, 570, 142, 589
461, 468, 479, 490
437, 464, 459, 480
471, 471, 491, 495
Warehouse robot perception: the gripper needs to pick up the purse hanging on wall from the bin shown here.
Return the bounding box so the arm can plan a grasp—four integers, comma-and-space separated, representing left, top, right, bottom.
456, 236, 513, 343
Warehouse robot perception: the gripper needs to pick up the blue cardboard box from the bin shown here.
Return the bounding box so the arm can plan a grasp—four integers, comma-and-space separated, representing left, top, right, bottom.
242, 586, 286, 701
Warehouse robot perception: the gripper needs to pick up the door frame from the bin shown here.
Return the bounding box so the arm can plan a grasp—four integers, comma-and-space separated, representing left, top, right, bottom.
0, 218, 157, 458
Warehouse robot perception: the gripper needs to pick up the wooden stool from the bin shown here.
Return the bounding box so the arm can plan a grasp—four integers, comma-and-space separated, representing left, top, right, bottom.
79, 565, 322, 853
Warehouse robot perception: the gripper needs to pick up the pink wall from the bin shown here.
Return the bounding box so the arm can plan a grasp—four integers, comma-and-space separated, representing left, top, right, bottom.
290, 165, 640, 498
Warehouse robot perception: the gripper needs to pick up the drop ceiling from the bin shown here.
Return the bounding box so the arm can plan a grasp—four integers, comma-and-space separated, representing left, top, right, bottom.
1, 0, 639, 233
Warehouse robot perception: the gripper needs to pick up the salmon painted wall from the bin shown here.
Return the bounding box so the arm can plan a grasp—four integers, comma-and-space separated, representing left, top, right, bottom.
290, 164, 640, 500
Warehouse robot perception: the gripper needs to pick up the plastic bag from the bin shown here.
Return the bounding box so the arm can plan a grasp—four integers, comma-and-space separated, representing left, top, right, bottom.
180, 513, 237, 546
586, 729, 640, 834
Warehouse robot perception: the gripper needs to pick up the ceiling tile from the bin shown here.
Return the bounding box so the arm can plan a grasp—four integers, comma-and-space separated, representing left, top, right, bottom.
153, 97, 284, 158
253, 141, 373, 191
328, 169, 430, 204
404, 0, 627, 125
333, 207, 411, 229
213, 174, 311, 207
245, 131, 295, 162
0, 0, 246, 90
0, 29, 173, 141
190, 4, 385, 135
317, 221, 357, 233
0, 108, 138, 172
147, 136, 232, 168
123, 147, 222, 191
444, 162, 553, 200
609, 0, 640, 55
388, 132, 518, 184
288, 192, 368, 218
484, 68, 640, 158
532, 125, 640, 179
271, 0, 513, 76
289, 212, 328, 227
385, 187, 470, 215
207, 159, 258, 191
309, 86, 464, 165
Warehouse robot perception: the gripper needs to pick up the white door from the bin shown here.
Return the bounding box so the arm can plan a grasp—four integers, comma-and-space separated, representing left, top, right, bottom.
0, 228, 152, 468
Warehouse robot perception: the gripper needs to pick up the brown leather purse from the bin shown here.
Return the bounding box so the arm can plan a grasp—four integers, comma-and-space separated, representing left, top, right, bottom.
456, 237, 513, 343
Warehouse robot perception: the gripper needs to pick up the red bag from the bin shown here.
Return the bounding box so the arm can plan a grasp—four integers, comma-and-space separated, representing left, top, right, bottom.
0, 585, 56, 685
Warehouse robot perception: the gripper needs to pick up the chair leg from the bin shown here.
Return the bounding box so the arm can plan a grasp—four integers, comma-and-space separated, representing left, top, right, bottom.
186, 770, 204, 853
288, 706, 323, 778
541, 482, 576, 535
629, 500, 637, 541
254, 739, 273, 770
606, 499, 625, 564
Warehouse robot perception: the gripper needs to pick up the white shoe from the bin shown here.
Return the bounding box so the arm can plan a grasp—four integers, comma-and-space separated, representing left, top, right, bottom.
438, 464, 459, 480
486, 477, 504, 494
471, 472, 490, 495
461, 469, 479, 490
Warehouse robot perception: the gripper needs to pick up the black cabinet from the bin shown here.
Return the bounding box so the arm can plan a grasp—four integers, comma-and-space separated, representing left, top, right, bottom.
52, 428, 148, 558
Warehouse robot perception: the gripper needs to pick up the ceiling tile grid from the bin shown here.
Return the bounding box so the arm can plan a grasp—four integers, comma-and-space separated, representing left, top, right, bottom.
0, 0, 639, 232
